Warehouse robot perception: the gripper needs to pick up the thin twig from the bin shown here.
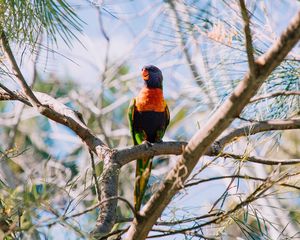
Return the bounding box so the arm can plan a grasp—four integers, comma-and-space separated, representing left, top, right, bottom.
0, 83, 31, 105
148, 227, 216, 239
97, 5, 112, 147
185, 174, 300, 190
89, 150, 101, 202
250, 90, 300, 103
222, 152, 300, 165
239, 0, 256, 76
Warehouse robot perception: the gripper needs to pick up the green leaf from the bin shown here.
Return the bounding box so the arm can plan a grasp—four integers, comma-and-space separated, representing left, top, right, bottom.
0, 0, 83, 46
254, 210, 263, 235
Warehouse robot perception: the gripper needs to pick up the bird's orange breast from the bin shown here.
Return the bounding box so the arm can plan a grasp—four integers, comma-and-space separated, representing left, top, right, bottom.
135, 88, 166, 112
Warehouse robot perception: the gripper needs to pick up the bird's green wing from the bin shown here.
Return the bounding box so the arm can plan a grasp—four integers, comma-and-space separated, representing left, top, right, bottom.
127, 98, 138, 145
128, 98, 151, 211
128, 98, 147, 145
165, 103, 170, 129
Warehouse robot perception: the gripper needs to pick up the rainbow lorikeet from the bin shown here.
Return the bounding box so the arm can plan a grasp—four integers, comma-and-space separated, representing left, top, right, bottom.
128, 65, 170, 211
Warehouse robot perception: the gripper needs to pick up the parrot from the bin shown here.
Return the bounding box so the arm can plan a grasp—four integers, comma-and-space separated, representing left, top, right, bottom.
128, 65, 170, 211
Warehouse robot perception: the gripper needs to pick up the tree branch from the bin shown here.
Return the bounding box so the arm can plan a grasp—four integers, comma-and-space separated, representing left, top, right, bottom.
214, 119, 300, 150
115, 141, 187, 166
126, 10, 300, 239
184, 174, 300, 189
250, 90, 300, 103
221, 153, 300, 165
0, 31, 42, 108
239, 0, 256, 76
0, 83, 31, 105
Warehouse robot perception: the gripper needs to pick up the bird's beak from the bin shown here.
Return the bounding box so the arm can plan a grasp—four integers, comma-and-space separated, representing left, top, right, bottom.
142, 69, 149, 81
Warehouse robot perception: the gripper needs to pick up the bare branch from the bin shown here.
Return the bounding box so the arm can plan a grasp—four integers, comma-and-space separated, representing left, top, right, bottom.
0, 89, 108, 156
1, 32, 111, 157
214, 119, 300, 151
116, 119, 300, 165
250, 90, 300, 103
115, 141, 187, 166
239, 0, 256, 76
65, 196, 135, 220
6, 35, 43, 149
156, 212, 223, 226
184, 174, 300, 188
221, 153, 300, 165
126, 10, 300, 239
0, 31, 41, 108
148, 228, 215, 239
95, 4, 112, 147
0, 83, 31, 105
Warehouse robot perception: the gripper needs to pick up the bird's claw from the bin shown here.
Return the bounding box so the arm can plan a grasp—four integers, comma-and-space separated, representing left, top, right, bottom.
142, 140, 152, 149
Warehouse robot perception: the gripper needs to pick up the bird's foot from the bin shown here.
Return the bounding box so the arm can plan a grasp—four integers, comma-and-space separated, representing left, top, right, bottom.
142, 140, 152, 149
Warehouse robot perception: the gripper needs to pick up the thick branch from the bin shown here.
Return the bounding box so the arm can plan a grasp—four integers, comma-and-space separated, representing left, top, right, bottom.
127, 10, 300, 239
0, 31, 111, 157
0, 87, 108, 157
115, 141, 187, 166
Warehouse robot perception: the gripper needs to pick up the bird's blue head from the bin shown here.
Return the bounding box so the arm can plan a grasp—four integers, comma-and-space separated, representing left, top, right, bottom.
141, 65, 163, 89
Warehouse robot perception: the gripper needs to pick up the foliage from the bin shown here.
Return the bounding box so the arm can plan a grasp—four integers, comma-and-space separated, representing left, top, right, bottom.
0, 0, 82, 45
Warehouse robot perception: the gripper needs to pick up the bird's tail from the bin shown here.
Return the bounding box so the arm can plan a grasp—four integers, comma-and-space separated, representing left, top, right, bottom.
134, 157, 152, 211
